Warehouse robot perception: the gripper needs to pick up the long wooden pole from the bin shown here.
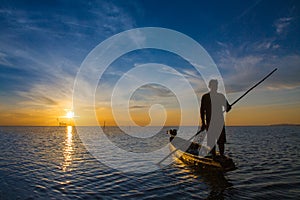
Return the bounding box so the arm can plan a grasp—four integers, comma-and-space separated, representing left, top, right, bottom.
157, 68, 277, 166
230, 68, 277, 106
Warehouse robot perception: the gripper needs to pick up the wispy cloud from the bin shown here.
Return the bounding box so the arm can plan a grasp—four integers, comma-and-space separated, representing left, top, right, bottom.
0, 51, 13, 67
138, 84, 174, 98
15, 69, 75, 108
18, 91, 59, 107
274, 17, 293, 35
253, 39, 280, 51
129, 105, 149, 109
0, 1, 136, 123
217, 49, 300, 93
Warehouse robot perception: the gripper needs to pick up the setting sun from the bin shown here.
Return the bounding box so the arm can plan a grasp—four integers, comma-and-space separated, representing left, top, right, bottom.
66, 111, 74, 119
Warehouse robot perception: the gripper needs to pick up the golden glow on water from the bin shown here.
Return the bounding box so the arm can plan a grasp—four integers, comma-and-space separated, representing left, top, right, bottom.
62, 126, 73, 172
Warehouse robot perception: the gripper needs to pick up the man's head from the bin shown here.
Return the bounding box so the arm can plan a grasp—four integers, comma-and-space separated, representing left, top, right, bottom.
208, 79, 218, 92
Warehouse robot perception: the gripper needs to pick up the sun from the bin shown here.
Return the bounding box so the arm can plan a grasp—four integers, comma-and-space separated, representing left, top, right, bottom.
66, 111, 74, 119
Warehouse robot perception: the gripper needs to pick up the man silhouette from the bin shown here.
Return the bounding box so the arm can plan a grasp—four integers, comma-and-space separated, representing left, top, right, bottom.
200, 79, 231, 158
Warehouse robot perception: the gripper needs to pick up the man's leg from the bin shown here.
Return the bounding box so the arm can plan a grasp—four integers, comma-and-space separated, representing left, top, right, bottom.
207, 126, 217, 158
211, 146, 216, 158
218, 126, 226, 157
218, 143, 225, 156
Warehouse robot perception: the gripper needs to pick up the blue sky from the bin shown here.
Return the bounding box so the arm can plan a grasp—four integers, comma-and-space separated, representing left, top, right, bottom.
0, 0, 299, 125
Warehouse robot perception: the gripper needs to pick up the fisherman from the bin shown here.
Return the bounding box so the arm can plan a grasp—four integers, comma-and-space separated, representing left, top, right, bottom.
200, 79, 231, 158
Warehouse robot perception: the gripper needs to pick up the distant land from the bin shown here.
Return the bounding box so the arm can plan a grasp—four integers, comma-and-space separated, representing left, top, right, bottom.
269, 124, 300, 126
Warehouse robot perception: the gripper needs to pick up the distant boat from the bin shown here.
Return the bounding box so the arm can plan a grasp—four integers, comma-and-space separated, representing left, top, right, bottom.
168, 130, 237, 173
59, 122, 67, 126
57, 118, 71, 126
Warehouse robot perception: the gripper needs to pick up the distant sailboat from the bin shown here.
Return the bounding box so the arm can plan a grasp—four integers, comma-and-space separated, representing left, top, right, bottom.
57, 118, 71, 126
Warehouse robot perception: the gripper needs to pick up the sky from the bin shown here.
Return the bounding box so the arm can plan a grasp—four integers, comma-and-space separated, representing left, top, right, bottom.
0, 0, 299, 126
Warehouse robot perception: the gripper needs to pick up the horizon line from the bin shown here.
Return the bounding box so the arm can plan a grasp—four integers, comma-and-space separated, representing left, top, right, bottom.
0, 124, 299, 127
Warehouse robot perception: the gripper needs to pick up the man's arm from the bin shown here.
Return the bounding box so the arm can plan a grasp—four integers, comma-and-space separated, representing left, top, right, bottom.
226, 99, 231, 112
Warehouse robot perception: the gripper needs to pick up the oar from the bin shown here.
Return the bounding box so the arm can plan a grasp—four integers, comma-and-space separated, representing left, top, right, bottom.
157, 68, 277, 166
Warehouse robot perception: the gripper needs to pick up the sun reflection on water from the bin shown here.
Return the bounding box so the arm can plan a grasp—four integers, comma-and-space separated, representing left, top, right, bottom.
62, 126, 73, 172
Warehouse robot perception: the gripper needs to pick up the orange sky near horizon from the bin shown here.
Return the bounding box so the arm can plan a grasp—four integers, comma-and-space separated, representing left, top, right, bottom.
1, 102, 299, 126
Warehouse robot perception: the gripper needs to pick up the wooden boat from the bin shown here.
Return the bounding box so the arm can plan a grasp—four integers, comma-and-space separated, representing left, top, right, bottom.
168, 130, 237, 173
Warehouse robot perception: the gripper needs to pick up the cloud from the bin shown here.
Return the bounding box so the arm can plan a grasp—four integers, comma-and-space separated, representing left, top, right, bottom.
218, 52, 300, 93
0, 1, 136, 113
1, 1, 135, 38
265, 55, 300, 89
16, 72, 74, 108
129, 105, 149, 109
254, 39, 280, 51
18, 91, 59, 107
138, 84, 175, 98
215, 37, 300, 93
274, 17, 293, 35
0, 51, 13, 67
127, 29, 147, 48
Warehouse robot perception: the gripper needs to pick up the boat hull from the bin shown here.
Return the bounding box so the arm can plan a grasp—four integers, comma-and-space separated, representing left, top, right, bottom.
170, 136, 237, 173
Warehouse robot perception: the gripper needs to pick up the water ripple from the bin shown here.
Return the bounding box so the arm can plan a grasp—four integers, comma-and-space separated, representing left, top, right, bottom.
0, 126, 299, 199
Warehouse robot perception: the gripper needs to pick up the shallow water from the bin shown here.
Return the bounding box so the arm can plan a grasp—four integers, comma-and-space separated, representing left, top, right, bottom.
0, 126, 299, 199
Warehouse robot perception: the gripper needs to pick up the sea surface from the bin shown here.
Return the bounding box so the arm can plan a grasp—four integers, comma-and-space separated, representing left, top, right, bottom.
0, 126, 299, 199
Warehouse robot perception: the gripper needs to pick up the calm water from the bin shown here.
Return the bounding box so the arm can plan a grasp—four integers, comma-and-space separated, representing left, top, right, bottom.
0, 126, 299, 199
